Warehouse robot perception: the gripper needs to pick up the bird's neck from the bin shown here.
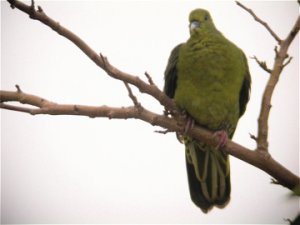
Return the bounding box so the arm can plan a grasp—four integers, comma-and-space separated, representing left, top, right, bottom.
190, 28, 223, 43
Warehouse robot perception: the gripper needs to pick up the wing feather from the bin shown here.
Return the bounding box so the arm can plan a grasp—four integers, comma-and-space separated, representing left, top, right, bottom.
239, 53, 251, 117
163, 44, 183, 98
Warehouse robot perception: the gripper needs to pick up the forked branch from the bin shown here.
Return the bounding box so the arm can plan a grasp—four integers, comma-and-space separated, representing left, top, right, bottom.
237, 1, 300, 152
1, 0, 300, 190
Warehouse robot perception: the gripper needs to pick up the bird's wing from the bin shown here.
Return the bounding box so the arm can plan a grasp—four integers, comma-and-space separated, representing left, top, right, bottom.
163, 43, 184, 98
239, 53, 251, 117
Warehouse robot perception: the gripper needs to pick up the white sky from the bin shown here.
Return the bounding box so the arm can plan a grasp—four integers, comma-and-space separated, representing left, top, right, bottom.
1, 0, 299, 224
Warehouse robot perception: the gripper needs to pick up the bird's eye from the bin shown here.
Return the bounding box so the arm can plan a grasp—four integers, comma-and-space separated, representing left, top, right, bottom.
204, 14, 209, 21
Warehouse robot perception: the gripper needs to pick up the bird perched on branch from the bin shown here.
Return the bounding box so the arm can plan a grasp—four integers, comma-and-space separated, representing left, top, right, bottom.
164, 9, 251, 213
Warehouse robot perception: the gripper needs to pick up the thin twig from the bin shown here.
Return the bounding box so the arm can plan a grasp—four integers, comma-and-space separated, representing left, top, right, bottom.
155, 129, 172, 134
282, 56, 293, 68
249, 133, 258, 142
0, 103, 36, 114
15, 84, 22, 93
274, 46, 279, 55
30, 0, 34, 10
250, 56, 272, 73
123, 82, 142, 109
236, 1, 282, 44
270, 178, 280, 185
37, 5, 43, 12
144, 71, 154, 85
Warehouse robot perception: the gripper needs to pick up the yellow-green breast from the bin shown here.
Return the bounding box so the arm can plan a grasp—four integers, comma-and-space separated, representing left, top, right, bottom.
174, 31, 247, 134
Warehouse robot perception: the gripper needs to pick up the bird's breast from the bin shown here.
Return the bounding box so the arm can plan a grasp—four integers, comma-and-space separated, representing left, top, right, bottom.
175, 40, 243, 131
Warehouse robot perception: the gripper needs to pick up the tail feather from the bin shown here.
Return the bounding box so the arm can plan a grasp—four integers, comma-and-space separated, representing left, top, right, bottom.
185, 139, 231, 213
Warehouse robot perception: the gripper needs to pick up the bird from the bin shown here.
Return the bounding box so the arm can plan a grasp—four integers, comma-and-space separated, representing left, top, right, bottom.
163, 8, 251, 213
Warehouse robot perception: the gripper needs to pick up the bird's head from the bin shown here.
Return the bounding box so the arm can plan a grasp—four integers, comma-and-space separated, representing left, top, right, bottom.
189, 9, 216, 35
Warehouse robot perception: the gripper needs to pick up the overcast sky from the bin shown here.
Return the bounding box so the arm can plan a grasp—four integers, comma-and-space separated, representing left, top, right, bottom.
1, 0, 299, 224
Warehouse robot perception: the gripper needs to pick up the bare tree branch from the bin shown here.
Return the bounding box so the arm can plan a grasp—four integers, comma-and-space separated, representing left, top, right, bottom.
1, 85, 299, 190
236, 1, 282, 44
256, 17, 300, 152
2, 0, 300, 191
7, 0, 176, 112
237, 1, 300, 152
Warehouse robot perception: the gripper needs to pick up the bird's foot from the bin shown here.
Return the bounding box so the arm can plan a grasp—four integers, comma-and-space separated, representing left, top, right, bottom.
184, 115, 195, 134
213, 130, 228, 149
178, 110, 195, 134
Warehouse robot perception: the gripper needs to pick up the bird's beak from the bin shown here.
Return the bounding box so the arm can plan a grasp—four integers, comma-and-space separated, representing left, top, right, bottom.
190, 21, 200, 31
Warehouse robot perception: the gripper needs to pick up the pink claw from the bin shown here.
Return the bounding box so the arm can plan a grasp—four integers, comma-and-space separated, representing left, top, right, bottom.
184, 116, 195, 134
213, 130, 228, 149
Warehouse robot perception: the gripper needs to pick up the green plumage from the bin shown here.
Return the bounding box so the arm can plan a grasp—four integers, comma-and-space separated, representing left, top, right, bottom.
164, 9, 251, 213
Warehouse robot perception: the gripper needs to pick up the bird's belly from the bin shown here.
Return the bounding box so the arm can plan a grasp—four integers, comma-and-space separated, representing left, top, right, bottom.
175, 43, 244, 132
174, 82, 239, 131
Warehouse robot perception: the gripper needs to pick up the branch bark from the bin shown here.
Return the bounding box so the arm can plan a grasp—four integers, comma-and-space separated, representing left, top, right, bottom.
257, 17, 300, 151
237, 2, 300, 152
2, 0, 299, 190
7, 0, 176, 113
1, 84, 299, 191
236, 1, 282, 44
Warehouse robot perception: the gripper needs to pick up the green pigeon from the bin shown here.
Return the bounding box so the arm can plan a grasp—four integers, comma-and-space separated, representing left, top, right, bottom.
164, 9, 251, 213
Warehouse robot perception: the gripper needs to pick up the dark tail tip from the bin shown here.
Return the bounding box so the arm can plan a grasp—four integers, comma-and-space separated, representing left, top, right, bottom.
185, 153, 231, 213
